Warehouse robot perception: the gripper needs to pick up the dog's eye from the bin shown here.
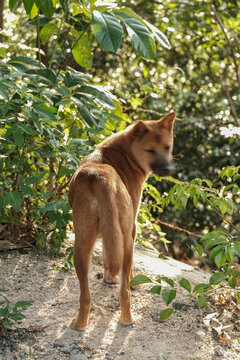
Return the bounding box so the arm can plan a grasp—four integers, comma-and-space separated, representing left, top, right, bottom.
165, 145, 170, 151
146, 149, 156, 154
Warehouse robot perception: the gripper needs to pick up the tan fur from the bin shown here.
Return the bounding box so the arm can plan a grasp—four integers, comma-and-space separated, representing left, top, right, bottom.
69, 112, 176, 330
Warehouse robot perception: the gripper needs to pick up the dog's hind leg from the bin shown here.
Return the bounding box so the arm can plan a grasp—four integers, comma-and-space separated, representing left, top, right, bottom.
70, 201, 98, 331
119, 230, 134, 325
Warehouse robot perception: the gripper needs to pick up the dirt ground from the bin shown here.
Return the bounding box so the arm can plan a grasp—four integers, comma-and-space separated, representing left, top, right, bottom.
0, 240, 239, 360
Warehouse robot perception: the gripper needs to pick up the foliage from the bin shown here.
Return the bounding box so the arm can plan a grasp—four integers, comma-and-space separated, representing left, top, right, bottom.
0, 0, 239, 284
0, 294, 31, 331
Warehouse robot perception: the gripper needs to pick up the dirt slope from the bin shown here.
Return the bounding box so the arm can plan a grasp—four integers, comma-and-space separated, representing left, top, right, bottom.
0, 241, 239, 360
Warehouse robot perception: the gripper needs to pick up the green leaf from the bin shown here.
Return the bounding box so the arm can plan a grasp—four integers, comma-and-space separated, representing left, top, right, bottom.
14, 301, 32, 309
9, 0, 18, 11
8, 56, 45, 68
214, 251, 226, 268
20, 185, 34, 196
27, 69, 57, 85
0, 48, 7, 58
77, 85, 115, 109
150, 285, 161, 294
197, 295, 206, 307
193, 283, 209, 294
40, 23, 59, 44
36, 233, 47, 247
234, 241, 240, 257
25, 170, 48, 185
159, 307, 173, 321
205, 237, 228, 250
116, 12, 156, 59
158, 276, 174, 288
13, 128, 24, 147
59, 0, 69, 13
143, 19, 170, 49
34, 106, 56, 121
209, 244, 225, 260
209, 272, 227, 285
128, 274, 153, 287
225, 245, 235, 263
72, 32, 93, 68
8, 192, 23, 212
22, 0, 35, 15
39, 0, 54, 19
191, 243, 203, 256
92, 11, 123, 52
161, 288, 176, 305
64, 69, 91, 87
179, 278, 191, 293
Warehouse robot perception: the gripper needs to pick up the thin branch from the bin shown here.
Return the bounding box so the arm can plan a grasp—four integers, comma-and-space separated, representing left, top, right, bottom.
211, 4, 240, 91
157, 219, 202, 238
220, 78, 239, 125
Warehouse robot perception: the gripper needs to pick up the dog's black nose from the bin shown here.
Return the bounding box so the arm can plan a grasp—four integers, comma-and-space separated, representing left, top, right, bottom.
151, 160, 174, 177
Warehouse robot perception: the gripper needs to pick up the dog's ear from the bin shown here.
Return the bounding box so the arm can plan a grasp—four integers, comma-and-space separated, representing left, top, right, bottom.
132, 120, 149, 138
158, 112, 176, 132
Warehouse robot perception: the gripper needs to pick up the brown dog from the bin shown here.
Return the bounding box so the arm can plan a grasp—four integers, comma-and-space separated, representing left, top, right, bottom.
68, 112, 176, 330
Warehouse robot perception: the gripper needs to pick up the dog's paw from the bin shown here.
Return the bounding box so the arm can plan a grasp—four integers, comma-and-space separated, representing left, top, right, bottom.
119, 314, 135, 326
70, 318, 87, 331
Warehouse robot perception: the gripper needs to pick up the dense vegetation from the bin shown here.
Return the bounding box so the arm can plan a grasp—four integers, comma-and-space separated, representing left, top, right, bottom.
0, 0, 239, 290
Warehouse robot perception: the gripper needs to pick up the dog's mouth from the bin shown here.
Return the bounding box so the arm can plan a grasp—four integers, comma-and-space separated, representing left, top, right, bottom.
151, 163, 174, 177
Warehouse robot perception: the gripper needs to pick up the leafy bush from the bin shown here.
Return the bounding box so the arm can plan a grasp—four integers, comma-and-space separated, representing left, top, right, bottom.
0, 294, 31, 332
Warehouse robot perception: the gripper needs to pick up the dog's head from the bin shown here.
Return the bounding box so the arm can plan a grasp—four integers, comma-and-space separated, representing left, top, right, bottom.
130, 112, 176, 176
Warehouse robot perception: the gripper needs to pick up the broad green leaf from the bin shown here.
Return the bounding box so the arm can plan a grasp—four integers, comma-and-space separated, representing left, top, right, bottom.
191, 243, 203, 256
20, 185, 34, 196
8, 56, 45, 68
197, 295, 206, 307
30, 2, 39, 18
72, 96, 97, 127
59, 0, 69, 13
13, 128, 24, 147
8, 192, 23, 212
26, 69, 57, 85
0, 48, 7, 58
77, 85, 115, 109
64, 69, 91, 87
225, 245, 235, 263
193, 283, 209, 294
209, 244, 225, 260
128, 274, 153, 287
40, 23, 59, 44
34, 106, 56, 121
209, 272, 227, 285
22, 0, 35, 15
214, 251, 226, 268
14, 301, 32, 309
234, 241, 240, 257
205, 237, 228, 250
161, 288, 176, 305
150, 285, 161, 295
157, 276, 174, 288
144, 19, 170, 49
159, 307, 173, 321
36, 233, 47, 247
9, 0, 18, 11
39, 0, 54, 19
92, 11, 123, 52
26, 170, 48, 184
72, 32, 93, 68
179, 278, 191, 293
116, 12, 156, 59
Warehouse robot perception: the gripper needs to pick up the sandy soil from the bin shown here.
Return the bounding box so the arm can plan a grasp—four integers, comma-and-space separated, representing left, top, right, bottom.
0, 241, 239, 360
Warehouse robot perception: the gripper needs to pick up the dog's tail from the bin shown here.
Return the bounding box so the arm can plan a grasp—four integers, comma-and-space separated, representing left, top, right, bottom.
97, 188, 124, 278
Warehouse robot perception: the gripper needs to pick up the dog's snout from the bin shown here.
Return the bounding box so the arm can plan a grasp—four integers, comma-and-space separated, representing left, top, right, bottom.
151, 158, 174, 177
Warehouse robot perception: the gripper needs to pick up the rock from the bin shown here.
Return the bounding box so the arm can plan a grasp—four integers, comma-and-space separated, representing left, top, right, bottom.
196, 330, 205, 339
214, 345, 224, 356
70, 354, 88, 360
